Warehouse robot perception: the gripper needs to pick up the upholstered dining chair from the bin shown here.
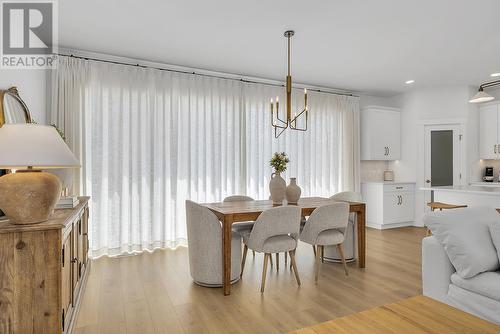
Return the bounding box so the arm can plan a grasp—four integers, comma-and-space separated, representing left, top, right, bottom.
300, 202, 350, 283
186, 200, 241, 287
239, 206, 302, 292
224, 195, 255, 234
324, 191, 363, 263
224, 195, 260, 260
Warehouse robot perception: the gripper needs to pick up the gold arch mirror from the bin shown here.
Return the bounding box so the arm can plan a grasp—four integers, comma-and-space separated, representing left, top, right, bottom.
0, 87, 32, 127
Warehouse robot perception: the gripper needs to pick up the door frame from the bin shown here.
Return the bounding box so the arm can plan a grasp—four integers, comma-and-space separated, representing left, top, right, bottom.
424, 123, 463, 187
418, 119, 466, 211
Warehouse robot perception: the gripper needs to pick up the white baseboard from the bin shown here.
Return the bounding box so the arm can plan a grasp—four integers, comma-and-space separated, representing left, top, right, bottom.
366, 221, 415, 230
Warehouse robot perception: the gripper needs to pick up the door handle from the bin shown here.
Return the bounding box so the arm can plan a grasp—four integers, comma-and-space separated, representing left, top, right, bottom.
495, 145, 497, 154
425, 179, 431, 184
400, 195, 403, 205
387, 147, 390, 156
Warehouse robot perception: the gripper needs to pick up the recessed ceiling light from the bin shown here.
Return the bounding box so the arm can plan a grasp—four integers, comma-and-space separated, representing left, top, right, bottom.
491, 73, 500, 77
405, 80, 415, 84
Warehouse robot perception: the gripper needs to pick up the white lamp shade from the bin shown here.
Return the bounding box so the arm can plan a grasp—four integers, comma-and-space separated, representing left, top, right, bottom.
0, 124, 80, 169
469, 90, 495, 103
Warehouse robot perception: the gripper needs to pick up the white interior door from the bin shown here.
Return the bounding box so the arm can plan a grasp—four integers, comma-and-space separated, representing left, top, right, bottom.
424, 124, 463, 202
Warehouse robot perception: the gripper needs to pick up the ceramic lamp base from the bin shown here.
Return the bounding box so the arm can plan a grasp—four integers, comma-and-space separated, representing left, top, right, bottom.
0, 171, 62, 224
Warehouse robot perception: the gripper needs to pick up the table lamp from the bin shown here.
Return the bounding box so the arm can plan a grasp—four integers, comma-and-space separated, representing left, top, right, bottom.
0, 124, 80, 224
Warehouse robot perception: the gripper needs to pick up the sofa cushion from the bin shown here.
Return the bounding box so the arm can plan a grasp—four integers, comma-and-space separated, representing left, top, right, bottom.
423, 207, 500, 278
448, 284, 500, 324
451, 271, 500, 302
490, 219, 500, 262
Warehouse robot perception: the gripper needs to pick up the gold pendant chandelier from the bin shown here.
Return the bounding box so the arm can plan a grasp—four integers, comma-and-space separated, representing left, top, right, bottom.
270, 30, 308, 138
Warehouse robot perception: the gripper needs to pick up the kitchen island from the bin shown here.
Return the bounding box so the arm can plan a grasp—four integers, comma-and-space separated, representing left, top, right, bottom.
421, 185, 500, 209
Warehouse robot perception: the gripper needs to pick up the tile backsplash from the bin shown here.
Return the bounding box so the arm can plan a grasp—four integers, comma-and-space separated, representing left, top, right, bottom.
476, 160, 500, 182
361, 161, 394, 182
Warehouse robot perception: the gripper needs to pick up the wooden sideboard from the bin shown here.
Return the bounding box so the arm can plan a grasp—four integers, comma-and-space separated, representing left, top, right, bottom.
0, 196, 90, 334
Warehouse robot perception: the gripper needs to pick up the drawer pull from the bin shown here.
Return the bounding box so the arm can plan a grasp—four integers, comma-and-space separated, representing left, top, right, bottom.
396, 186, 403, 189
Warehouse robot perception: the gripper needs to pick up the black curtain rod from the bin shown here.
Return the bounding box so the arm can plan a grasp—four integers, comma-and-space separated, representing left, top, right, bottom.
55, 53, 358, 98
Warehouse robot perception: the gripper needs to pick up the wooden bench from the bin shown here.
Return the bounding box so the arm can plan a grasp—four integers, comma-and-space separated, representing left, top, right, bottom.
427, 202, 467, 211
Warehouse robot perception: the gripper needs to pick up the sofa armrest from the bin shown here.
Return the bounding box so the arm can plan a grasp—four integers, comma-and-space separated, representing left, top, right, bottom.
422, 236, 455, 303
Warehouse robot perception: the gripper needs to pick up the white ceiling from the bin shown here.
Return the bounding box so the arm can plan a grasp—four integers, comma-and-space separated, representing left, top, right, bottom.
59, 0, 500, 96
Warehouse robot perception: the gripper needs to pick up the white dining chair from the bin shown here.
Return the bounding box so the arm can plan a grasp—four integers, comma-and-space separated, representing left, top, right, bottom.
324, 191, 362, 263
239, 206, 302, 292
299, 202, 350, 283
186, 200, 242, 287
224, 195, 260, 260
224, 195, 255, 234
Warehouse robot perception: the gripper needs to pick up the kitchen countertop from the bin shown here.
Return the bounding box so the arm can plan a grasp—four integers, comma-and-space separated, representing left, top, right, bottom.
421, 185, 500, 196
362, 181, 416, 184
470, 181, 500, 187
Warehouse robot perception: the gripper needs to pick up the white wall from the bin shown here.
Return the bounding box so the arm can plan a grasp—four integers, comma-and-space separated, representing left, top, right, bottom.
0, 69, 47, 124
391, 85, 479, 226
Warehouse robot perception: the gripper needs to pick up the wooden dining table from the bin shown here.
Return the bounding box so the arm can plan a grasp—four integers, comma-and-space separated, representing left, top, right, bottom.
201, 197, 366, 296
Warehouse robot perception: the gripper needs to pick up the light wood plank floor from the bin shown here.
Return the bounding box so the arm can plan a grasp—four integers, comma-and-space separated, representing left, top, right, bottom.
74, 227, 426, 334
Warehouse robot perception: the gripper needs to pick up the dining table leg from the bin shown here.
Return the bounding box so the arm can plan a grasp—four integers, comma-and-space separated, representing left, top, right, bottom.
222, 214, 233, 295
356, 204, 366, 268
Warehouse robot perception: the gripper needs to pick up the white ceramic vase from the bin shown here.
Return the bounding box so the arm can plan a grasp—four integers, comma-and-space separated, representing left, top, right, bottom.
285, 177, 301, 204
269, 172, 286, 205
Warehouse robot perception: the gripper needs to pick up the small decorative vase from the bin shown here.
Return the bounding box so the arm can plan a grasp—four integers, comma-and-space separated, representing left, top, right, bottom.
269, 172, 286, 205
286, 178, 301, 204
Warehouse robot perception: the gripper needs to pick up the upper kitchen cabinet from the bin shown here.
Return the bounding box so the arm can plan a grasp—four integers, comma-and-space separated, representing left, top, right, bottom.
361, 106, 401, 160
479, 102, 500, 159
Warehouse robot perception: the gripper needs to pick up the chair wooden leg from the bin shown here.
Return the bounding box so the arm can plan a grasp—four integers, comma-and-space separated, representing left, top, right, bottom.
289, 250, 301, 286
321, 245, 324, 263
261, 253, 270, 293
276, 253, 279, 271
312, 245, 316, 257
336, 244, 348, 276
284, 251, 288, 266
315, 244, 321, 283
269, 253, 273, 266
252, 250, 255, 257
241, 244, 248, 277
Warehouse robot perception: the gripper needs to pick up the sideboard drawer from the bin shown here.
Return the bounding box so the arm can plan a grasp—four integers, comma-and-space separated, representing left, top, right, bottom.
384, 183, 414, 193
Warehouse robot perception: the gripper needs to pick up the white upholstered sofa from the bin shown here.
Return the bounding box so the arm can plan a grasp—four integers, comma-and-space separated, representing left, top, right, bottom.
422, 207, 500, 324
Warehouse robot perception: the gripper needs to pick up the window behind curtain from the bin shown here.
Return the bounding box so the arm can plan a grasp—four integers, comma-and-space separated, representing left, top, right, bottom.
50, 56, 359, 257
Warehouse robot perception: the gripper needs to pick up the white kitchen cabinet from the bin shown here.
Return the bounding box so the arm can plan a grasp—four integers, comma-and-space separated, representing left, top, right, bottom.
479, 103, 500, 159
361, 106, 401, 160
361, 182, 415, 229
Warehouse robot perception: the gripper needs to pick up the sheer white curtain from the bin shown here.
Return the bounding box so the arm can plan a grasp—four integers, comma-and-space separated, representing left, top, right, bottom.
244, 83, 360, 198
50, 55, 360, 257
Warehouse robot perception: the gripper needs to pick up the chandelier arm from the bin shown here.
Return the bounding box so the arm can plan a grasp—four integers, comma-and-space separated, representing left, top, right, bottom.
271, 108, 288, 127
272, 122, 288, 129
290, 108, 308, 131
274, 125, 287, 138
290, 108, 307, 122
275, 111, 288, 125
